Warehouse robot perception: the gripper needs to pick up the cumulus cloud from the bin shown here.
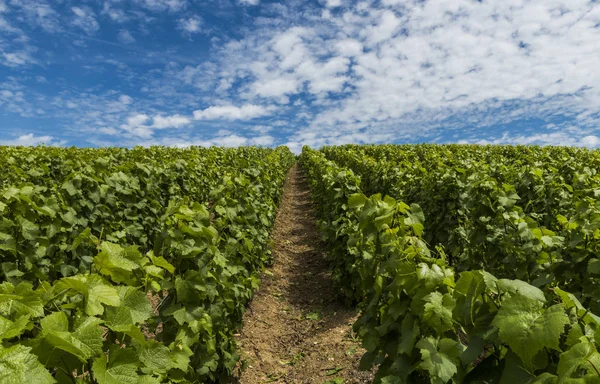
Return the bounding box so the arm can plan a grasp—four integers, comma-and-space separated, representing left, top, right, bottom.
135, 0, 187, 12
178, 16, 202, 35
325, 0, 342, 8
71, 6, 99, 35
0, 17, 22, 34
3, 0, 600, 149
101, 2, 129, 23
193, 104, 274, 120
119, 113, 192, 138
0, 133, 57, 146
198, 134, 275, 147
10, 1, 61, 33
1, 51, 35, 67
459, 131, 600, 148
152, 114, 191, 128
191, 0, 600, 149
119, 95, 133, 105
118, 29, 135, 44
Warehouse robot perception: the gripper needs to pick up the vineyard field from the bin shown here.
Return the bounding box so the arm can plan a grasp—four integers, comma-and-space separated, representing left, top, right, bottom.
0, 146, 295, 383
1, 143, 599, 384
304, 144, 600, 383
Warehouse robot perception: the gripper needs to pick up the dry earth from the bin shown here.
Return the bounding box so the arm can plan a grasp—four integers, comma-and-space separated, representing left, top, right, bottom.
231, 164, 374, 384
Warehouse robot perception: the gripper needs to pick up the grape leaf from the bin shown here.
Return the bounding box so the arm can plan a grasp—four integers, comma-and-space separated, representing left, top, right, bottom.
416, 337, 461, 383
105, 286, 153, 332
55, 274, 120, 316
0, 315, 30, 341
557, 338, 600, 382
422, 292, 455, 333
0, 344, 55, 384
139, 340, 172, 374
42, 312, 104, 362
92, 347, 139, 384
493, 293, 569, 366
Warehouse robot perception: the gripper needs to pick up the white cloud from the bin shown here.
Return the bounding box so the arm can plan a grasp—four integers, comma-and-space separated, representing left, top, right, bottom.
1, 51, 34, 67
0, 133, 56, 146
193, 104, 274, 120
118, 29, 136, 44
119, 113, 192, 138
178, 16, 202, 35
152, 114, 191, 128
135, 0, 187, 12
0, 1, 7, 13
335, 39, 362, 56
119, 95, 133, 105
4, 0, 600, 150
200, 134, 275, 147
120, 114, 152, 138
101, 2, 129, 23
71, 6, 99, 35
458, 129, 600, 148
10, 1, 60, 33
250, 135, 275, 146
239, 0, 260, 5
325, 0, 342, 8
581, 135, 600, 147
186, 0, 599, 149
363, 10, 400, 45
0, 17, 22, 34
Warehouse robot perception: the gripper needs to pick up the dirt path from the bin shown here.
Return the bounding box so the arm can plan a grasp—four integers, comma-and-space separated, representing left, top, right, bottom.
232, 164, 374, 384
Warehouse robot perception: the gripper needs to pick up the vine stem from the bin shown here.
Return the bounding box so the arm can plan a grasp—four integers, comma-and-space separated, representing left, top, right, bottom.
587, 358, 600, 377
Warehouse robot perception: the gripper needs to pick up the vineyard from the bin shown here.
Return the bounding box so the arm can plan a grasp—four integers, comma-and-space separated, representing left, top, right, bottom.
0, 146, 295, 383
302, 144, 600, 383
0, 144, 599, 383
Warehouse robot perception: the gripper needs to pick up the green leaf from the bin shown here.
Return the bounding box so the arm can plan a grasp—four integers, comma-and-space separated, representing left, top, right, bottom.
589, 258, 600, 275
398, 313, 419, 355
497, 279, 545, 303
416, 337, 461, 383
326, 366, 343, 375
0, 282, 44, 318
557, 338, 600, 382
422, 292, 455, 333
492, 293, 569, 366
499, 351, 535, 384
554, 288, 600, 326
55, 274, 121, 316
0, 315, 30, 341
17, 217, 39, 241
348, 193, 368, 209
92, 347, 140, 384
148, 253, 175, 274
306, 311, 322, 321
42, 312, 104, 362
106, 287, 153, 332
61, 180, 78, 196
0, 344, 55, 384
454, 270, 497, 327
139, 340, 172, 374
169, 343, 193, 372
416, 263, 445, 289
94, 243, 143, 284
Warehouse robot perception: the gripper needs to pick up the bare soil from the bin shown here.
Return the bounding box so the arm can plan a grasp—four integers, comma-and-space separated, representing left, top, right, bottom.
232, 164, 374, 384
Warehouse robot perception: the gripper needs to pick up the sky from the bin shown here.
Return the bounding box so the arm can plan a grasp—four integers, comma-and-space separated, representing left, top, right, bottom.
1, 0, 600, 152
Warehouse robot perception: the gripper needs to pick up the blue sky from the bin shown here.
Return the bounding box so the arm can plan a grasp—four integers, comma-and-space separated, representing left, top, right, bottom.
1, 0, 600, 151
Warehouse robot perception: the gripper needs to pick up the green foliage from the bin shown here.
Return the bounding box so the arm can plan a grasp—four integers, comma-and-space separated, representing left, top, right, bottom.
0, 146, 295, 383
322, 144, 600, 313
300, 145, 600, 384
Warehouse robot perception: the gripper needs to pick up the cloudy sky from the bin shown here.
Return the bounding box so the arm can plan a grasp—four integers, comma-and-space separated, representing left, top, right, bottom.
1, 0, 600, 151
